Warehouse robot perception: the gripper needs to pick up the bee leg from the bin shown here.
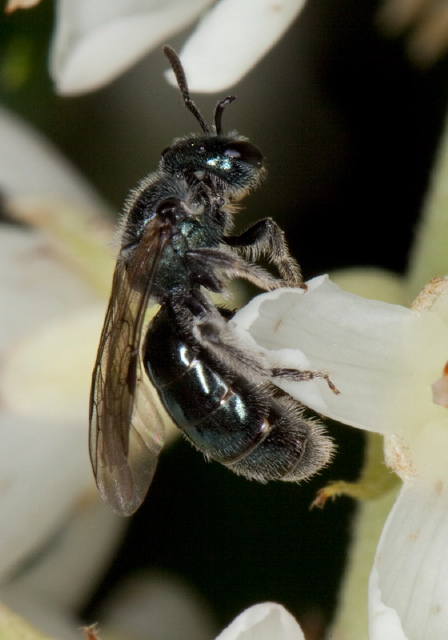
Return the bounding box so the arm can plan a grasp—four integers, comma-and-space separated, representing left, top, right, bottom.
271, 367, 340, 395
179, 300, 270, 378
223, 218, 303, 287
185, 248, 283, 292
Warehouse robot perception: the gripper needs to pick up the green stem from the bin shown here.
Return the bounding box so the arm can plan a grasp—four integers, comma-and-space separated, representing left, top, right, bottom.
406, 110, 448, 297
329, 433, 399, 639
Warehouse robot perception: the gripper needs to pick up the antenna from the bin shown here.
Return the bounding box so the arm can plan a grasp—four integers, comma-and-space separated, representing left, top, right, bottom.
163, 45, 237, 136
213, 96, 236, 135
163, 45, 210, 134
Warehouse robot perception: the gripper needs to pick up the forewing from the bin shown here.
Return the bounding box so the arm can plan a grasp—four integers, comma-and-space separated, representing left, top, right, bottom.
90, 226, 169, 516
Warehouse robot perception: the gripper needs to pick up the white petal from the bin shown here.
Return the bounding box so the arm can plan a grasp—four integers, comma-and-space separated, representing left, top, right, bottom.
216, 602, 305, 640
330, 266, 406, 303
1, 501, 125, 613
0, 227, 98, 351
50, 0, 214, 95
369, 568, 409, 640
2, 305, 104, 421
0, 412, 94, 581
100, 572, 217, 640
0, 599, 77, 640
369, 473, 448, 640
0, 106, 108, 213
232, 276, 448, 436
0, 227, 104, 579
175, 0, 307, 92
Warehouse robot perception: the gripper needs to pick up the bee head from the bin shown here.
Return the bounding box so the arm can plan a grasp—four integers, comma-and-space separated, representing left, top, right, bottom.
162, 46, 265, 194
160, 134, 264, 193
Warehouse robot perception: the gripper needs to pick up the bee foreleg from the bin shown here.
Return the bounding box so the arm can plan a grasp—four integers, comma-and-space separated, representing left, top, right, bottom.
185, 248, 283, 292
223, 218, 303, 287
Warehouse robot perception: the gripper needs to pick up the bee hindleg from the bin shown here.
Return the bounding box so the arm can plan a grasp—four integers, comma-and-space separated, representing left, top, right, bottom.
272, 367, 340, 395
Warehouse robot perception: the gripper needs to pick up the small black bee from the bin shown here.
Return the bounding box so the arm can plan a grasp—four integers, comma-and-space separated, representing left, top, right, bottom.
89, 46, 337, 516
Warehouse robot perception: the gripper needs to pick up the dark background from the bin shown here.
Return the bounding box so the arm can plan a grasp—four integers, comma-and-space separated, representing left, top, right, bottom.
2, 0, 448, 636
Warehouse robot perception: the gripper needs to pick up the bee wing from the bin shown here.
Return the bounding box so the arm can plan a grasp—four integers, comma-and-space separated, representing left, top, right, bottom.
90, 223, 170, 516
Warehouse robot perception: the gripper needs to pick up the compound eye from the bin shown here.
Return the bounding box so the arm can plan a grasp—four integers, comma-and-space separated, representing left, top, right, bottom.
223, 141, 263, 167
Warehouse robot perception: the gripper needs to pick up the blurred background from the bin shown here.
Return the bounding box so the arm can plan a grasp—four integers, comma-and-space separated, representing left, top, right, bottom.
1, 0, 448, 637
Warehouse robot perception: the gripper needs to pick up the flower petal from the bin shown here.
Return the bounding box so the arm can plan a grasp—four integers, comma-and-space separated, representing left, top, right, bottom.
0, 106, 108, 212
0, 601, 62, 640
216, 602, 305, 640
0, 227, 101, 580
0, 227, 98, 350
174, 0, 307, 92
369, 569, 409, 640
233, 276, 448, 436
100, 572, 217, 640
50, 0, 214, 95
2, 305, 104, 421
0, 412, 94, 581
369, 472, 448, 640
330, 266, 406, 303
1, 502, 125, 613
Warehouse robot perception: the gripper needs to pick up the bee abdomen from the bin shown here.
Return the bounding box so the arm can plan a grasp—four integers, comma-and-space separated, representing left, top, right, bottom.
144, 311, 333, 483
144, 316, 271, 462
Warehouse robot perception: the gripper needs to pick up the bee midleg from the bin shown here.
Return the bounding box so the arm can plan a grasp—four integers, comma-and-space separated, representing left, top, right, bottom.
271, 368, 340, 395
185, 248, 283, 292
223, 218, 303, 287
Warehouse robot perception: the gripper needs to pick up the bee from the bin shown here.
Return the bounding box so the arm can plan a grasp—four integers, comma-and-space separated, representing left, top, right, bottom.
89, 46, 337, 516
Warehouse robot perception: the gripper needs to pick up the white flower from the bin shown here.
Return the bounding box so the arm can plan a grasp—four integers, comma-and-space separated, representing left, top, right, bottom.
48, 0, 307, 95
0, 104, 181, 636
232, 275, 448, 639
0, 105, 129, 637
0, 106, 109, 212
215, 602, 305, 640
